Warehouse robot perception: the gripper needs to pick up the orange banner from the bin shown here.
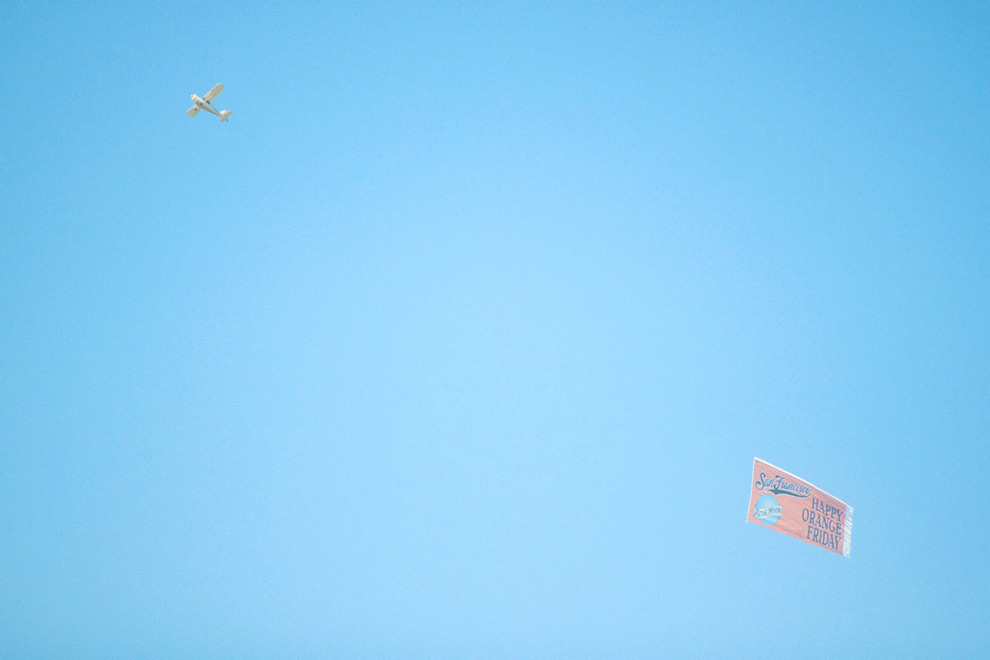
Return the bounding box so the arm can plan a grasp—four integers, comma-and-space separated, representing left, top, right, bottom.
747, 458, 853, 558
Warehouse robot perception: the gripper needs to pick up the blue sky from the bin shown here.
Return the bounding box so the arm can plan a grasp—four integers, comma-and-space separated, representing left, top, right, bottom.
1, 2, 988, 657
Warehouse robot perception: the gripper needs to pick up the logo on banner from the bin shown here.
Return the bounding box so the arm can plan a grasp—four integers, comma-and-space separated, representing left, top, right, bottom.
754, 472, 811, 498
753, 494, 782, 525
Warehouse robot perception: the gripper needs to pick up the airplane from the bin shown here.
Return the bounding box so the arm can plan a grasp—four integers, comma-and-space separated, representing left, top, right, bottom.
187, 84, 232, 122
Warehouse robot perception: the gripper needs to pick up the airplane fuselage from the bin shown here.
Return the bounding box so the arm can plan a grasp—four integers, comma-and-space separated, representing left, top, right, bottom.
191, 94, 224, 119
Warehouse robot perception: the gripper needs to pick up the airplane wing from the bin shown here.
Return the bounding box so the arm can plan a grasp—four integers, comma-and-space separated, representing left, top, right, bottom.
186, 106, 201, 117
203, 84, 224, 102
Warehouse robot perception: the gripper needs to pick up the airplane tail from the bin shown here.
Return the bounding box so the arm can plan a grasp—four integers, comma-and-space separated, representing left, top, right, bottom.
220, 110, 233, 122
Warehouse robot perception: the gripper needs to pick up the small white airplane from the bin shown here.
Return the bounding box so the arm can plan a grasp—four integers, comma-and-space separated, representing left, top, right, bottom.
187, 84, 232, 122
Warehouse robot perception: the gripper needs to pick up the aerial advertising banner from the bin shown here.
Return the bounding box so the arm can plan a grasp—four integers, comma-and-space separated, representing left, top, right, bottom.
747, 458, 853, 558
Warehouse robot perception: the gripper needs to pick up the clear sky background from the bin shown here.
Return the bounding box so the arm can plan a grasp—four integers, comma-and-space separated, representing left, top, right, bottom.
1, 2, 988, 657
